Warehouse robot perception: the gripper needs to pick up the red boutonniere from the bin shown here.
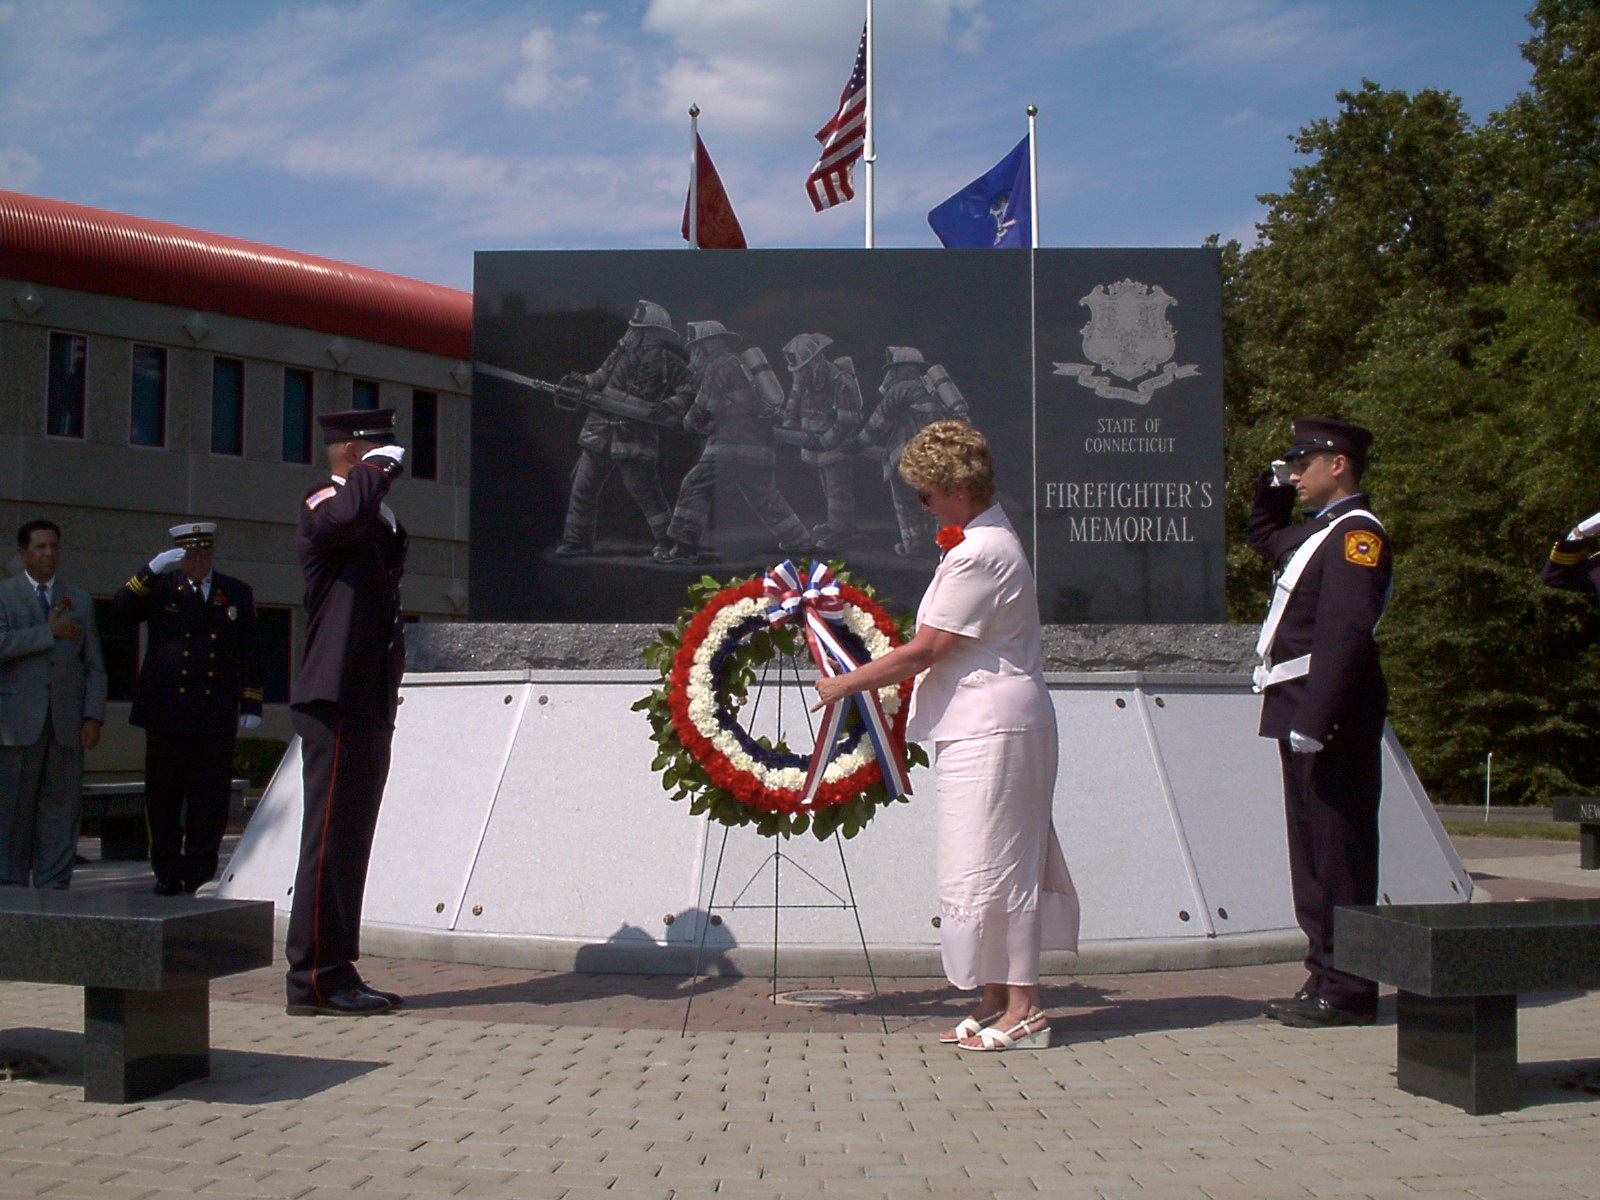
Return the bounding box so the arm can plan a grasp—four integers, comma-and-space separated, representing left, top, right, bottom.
213, 590, 228, 607
935, 525, 965, 553
52, 595, 72, 614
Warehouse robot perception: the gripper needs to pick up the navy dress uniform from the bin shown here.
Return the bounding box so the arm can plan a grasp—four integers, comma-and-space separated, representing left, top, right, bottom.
1248, 418, 1391, 1026
1542, 524, 1600, 598
285, 409, 407, 1017
110, 522, 262, 893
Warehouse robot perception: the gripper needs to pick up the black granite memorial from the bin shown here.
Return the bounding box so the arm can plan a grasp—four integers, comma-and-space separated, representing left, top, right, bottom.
0, 891, 273, 1102
472, 248, 1223, 624
1552, 797, 1600, 870
1336, 899, 1600, 1114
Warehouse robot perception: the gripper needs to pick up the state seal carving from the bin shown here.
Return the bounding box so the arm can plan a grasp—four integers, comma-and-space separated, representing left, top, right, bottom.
1052, 279, 1200, 405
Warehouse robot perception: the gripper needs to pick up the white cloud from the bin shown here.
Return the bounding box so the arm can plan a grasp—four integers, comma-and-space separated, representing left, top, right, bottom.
0, 144, 41, 190
504, 27, 591, 111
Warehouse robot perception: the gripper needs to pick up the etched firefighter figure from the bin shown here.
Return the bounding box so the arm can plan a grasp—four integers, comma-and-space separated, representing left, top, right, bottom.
658, 322, 811, 564
858, 346, 971, 556
554, 300, 695, 558
777, 333, 862, 551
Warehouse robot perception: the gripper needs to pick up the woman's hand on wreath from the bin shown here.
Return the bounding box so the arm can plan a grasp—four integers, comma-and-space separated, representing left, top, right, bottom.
811, 673, 853, 712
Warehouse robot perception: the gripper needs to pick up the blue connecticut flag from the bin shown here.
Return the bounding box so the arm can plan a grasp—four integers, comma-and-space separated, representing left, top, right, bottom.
927, 136, 1031, 248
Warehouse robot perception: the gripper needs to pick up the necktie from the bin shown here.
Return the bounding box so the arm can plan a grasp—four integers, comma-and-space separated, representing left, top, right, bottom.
37, 583, 49, 617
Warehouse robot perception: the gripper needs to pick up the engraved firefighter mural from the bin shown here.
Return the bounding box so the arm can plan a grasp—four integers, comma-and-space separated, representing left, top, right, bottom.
538, 299, 696, 558
777, 333, 863, 552
858, 346, 971, 557
658, 322, 811, 564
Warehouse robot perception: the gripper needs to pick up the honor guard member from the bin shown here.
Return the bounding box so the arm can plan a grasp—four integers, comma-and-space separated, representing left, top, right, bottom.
780, 333, 863, 551
658, 321, 811, 563
110, 522, 262, 894
285, 409, 407, 1017
858, 347, 970, 556
1541, 507, 1600, 599
554, 300, 695, 559
1248, 417, 1390, 1029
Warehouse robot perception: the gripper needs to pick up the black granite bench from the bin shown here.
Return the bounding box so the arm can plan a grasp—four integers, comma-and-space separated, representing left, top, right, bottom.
0, 890, 273, 1102
1552, 797, 1600, 870
1336, 899, 1600, 1115
82, 779, 252, 861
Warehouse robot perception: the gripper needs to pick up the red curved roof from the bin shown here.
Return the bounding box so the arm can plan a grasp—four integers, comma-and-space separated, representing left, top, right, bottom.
0, 190, 471, 359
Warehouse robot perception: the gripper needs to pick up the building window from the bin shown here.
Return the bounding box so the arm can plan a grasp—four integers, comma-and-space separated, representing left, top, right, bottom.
46, 332, 86, 438
412, 390, 438, 480
211, 357, 244, 456
256, 605, 293, 704
282, 367, 313, 463
352, 378, 379, 410
130, 344, 167, 447
95, 598, 139, 704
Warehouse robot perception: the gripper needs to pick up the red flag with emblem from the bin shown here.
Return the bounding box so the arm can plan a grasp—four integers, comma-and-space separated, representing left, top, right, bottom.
681, 134, 747, 250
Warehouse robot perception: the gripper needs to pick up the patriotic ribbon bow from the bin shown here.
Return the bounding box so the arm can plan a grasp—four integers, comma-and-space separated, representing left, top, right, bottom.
763, 560, 913, 806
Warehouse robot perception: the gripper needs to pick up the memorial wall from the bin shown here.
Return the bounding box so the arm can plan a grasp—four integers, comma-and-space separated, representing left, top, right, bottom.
471, 248, 1223, 624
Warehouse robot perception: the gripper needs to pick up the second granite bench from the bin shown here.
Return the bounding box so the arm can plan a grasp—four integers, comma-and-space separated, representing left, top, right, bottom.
0, 890, 273, 1102
1335, 898, 1600, 1114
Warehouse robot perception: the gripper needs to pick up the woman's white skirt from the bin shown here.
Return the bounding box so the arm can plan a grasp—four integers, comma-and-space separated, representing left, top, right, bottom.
934, 728, 1079, 989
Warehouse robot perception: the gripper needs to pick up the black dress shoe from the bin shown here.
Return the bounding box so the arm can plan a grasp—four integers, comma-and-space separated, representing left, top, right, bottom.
152, 878, 184, 896
285, 988, 393, 1017
358, 984, 404, 1009
1273, 995, 1376, 1028
1262, 991, 1311, 1021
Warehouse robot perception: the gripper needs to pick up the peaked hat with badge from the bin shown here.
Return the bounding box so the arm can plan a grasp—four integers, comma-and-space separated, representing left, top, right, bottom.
1282, 417, 1374, 468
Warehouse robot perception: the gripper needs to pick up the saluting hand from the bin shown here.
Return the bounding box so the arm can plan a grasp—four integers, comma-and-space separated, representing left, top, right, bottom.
1570, 510, 1600, 540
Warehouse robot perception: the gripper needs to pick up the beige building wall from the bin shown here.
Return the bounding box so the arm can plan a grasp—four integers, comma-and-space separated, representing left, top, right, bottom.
0, 276, 471, 773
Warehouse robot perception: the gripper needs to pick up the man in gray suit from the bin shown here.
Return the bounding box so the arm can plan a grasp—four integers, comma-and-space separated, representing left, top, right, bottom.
0, 520, 106, 888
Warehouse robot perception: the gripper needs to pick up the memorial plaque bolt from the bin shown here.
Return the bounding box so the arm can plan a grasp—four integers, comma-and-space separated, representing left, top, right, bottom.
435, 903, 445, 913
931, 916, 941, 928
663, 913, 675, 925
1178, 910, 1190, 921
472, 905, 483, 916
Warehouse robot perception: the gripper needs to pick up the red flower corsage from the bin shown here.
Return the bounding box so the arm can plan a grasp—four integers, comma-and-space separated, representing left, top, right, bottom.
52, 595, 72, 613
935, 525, 966, 553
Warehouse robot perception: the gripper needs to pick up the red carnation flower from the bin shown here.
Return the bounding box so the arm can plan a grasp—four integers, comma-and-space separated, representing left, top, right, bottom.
935, 525, 965, 553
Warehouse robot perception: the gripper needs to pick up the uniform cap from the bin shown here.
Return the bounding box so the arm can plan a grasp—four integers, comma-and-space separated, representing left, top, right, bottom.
1283, 417, 1373, 466
318, 408, 396, 444
169, 522, 216, 549
686, 320, 740, 347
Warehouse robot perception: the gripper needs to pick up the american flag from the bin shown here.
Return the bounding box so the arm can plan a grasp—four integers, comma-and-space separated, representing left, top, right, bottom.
805, 24, 867, 212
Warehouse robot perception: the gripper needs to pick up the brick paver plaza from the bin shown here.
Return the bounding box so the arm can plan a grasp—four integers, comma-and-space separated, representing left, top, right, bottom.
2, 836, 1598, 1199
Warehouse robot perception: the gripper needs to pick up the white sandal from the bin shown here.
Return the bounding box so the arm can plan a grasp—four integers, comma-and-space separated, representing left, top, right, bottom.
938, 1012, 1001, 1045
959, 1013, 1051, 1052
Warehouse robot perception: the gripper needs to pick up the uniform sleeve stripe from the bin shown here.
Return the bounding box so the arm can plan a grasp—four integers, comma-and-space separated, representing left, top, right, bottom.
126, 576, 150, 595
1550, 546, 1586, 565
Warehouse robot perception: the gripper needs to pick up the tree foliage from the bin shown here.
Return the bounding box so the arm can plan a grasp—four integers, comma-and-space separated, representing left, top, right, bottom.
1224, 1, 1600, 804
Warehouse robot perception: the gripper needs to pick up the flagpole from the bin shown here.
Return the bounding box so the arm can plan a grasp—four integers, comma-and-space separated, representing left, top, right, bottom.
1027, 105, 1039, 247
688, 104, 700, 249
863, 0, 874, 248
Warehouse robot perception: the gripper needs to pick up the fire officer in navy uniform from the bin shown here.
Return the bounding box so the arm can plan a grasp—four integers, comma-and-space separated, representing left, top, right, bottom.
1249, 417, 1390, 1028
1541, 507, 1600, 598
285, 409, 407, 1017
110, 522, 262, 895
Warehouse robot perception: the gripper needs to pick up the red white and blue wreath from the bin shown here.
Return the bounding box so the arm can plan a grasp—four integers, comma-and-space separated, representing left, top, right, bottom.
634, 560, 928, 839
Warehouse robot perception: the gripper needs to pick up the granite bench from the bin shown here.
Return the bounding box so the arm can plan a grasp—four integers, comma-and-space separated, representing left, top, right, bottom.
1335, 899, 1600, 1114
82, 778, 251, 861
1552, 797, 1600, 870
0, 890, 273, 1102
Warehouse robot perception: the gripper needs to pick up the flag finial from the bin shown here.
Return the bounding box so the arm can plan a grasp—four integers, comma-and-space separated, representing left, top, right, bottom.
1027, 104, 1037, 116
689, 104, 699, 118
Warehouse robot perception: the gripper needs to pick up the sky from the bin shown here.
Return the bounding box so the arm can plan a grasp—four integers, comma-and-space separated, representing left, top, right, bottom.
0, 0, 1540, 292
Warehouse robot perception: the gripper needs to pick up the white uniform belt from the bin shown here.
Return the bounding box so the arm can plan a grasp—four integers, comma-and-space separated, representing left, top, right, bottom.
1252, 654, 1311, 692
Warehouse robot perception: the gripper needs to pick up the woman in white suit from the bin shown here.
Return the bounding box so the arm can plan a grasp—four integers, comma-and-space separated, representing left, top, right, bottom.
814, 421, 1077, 1051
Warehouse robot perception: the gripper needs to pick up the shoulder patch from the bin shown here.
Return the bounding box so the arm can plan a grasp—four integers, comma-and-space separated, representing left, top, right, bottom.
1345, 529, 1382, 567
305, 486, 338, 510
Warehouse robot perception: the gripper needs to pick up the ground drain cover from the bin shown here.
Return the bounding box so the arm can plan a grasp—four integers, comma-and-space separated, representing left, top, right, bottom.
773, 989, 870, 1007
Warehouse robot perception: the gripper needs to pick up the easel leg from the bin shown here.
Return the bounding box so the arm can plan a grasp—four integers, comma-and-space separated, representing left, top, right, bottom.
835, 833, 889, 1034
681, 822, 731, 1037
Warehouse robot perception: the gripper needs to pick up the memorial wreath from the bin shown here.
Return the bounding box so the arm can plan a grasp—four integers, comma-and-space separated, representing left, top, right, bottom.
634, 561, 928, 840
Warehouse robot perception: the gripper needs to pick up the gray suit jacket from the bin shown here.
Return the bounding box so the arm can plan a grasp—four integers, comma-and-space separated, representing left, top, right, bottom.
0, 572, 107, 747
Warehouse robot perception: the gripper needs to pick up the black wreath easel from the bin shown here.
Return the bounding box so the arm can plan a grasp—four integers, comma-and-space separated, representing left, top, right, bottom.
680, 638, 889, 1035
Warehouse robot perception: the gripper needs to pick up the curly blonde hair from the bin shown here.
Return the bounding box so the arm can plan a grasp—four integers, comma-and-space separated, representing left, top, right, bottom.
898, 419, 996, 506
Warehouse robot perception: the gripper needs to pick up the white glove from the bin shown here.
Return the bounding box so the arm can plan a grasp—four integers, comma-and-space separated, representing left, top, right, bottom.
1571, 510, 1600, 540
1289, 730, 1323, 754
148, 548, 186, 573
238, 714, 261, 731
364, 445, 405, 466
1270, 459, 1294, 487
